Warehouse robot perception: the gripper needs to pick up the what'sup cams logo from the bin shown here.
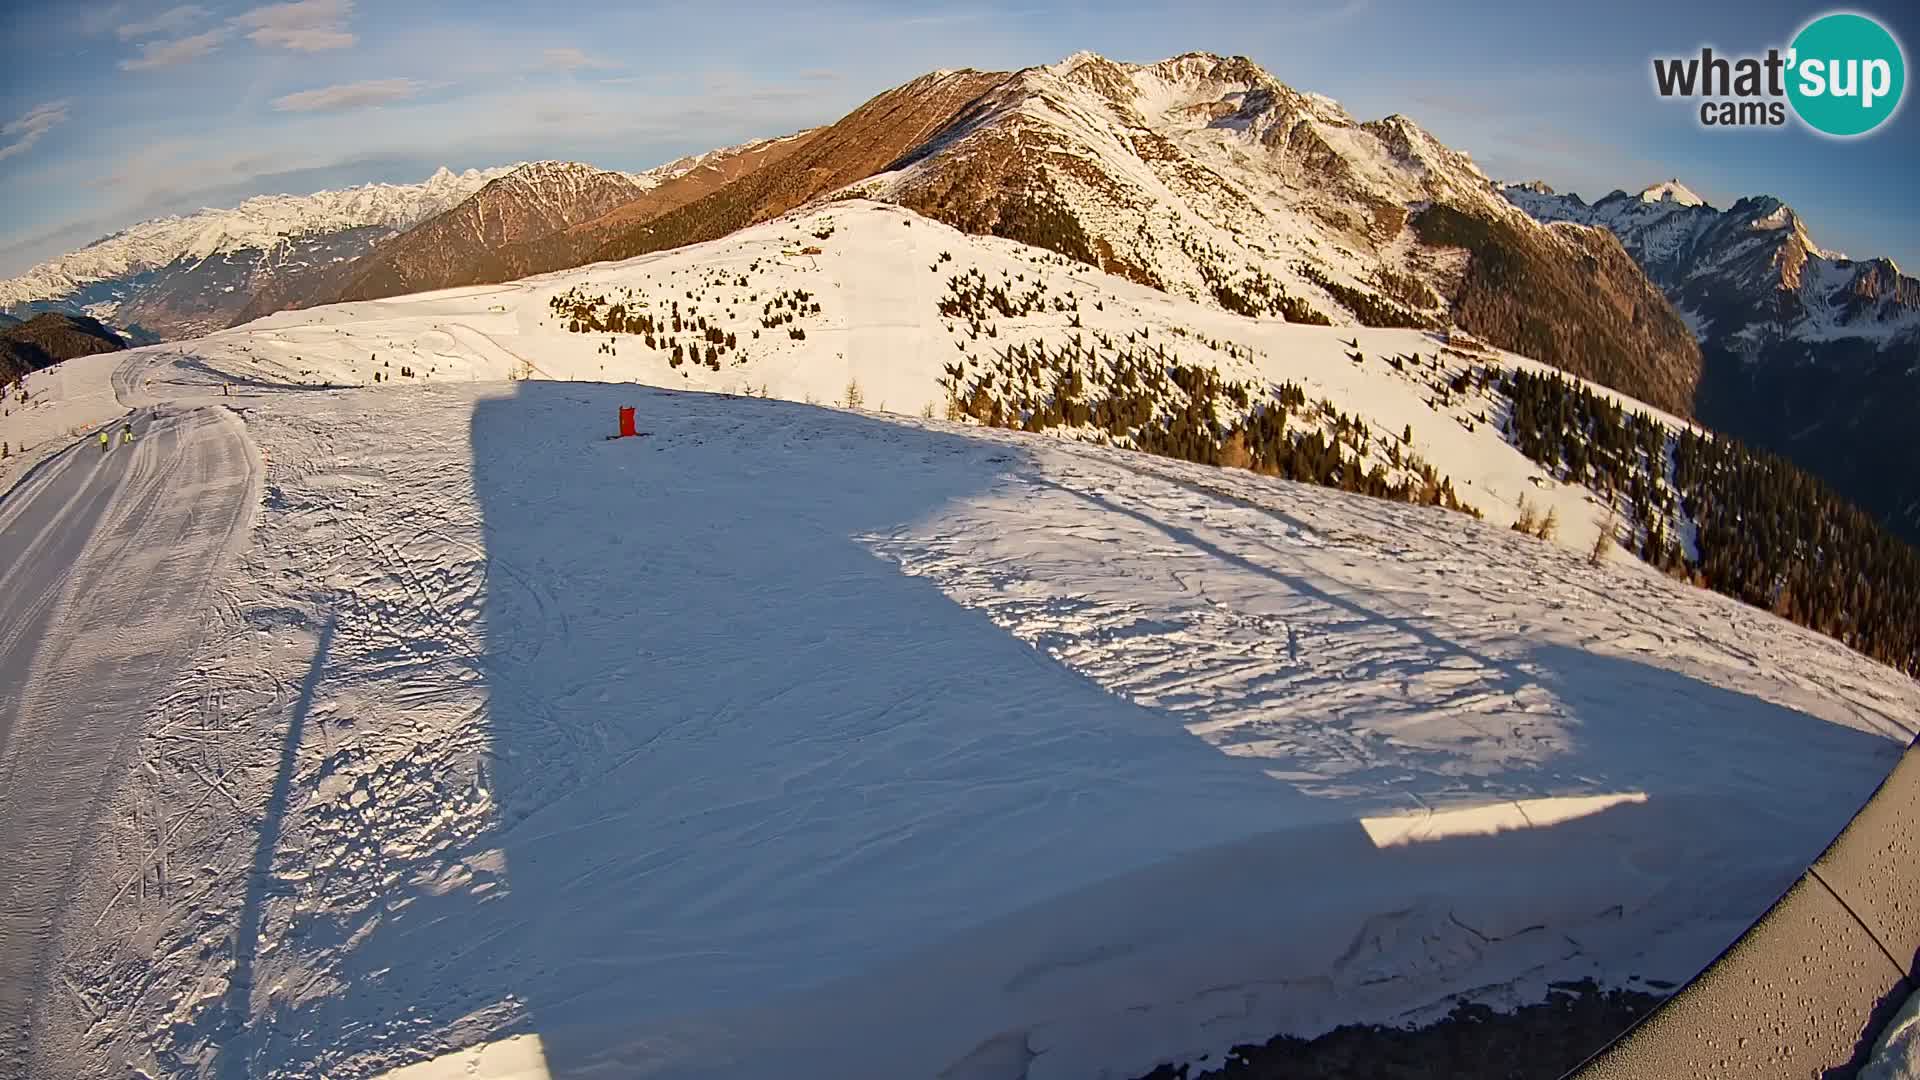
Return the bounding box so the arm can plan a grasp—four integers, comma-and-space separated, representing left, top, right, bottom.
1652, 11, 1906, 136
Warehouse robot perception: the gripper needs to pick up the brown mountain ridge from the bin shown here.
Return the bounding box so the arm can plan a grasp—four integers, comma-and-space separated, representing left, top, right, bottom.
240, 52, 1701, 417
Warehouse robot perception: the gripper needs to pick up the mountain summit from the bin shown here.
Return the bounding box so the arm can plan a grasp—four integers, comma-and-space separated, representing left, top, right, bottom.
357, 51, 1701, 415
1501, 180, 1916, 346
1638, 180, 1705, 207
862, 51, 1702, 413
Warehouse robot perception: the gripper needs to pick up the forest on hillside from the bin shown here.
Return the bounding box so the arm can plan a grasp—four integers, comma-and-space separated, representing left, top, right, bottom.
1499, 367, 1920, 678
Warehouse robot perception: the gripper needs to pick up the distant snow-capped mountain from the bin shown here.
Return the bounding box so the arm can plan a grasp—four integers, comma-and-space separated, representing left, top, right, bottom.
0, 166, 516, 339
234, 137, 823, 320
232, 161, 654, 320
1502, 179, 1920, 543
1500, 179, 1918, 348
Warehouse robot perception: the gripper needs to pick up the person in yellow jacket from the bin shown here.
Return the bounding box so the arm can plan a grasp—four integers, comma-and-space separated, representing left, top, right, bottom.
121, 424, 133, 445
99, 429, 110, 452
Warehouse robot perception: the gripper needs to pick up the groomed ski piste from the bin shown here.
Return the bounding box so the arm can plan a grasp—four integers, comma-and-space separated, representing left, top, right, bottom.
1, 202, 1915, 1080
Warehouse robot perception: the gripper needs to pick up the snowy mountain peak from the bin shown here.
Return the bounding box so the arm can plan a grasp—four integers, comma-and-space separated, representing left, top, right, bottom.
1502, 177, 1919, 349
485, 160, 637, 199
501, 159, 600, 177
1050, 48, 1108, 73
1019, 50, 1350, 131
1639, 179, 1705, 207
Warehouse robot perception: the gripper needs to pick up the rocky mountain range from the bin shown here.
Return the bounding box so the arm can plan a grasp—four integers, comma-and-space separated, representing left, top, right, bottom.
256, 67, 1010, 305
229, 161, 651, 319
1503, 179, 1920, 541
0, 166, 514, 340
19, 50, 1914, 529
1502, 180, 1919, 349
228, 52, 1699, 419
226, 143, 818, 323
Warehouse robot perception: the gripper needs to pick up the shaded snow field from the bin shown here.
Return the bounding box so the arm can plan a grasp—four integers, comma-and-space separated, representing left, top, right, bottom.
3, 203, 1914, 1080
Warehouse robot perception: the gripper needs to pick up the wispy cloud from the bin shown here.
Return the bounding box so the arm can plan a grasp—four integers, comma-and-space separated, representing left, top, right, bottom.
79, 2, 131, 36
0, 102, 70, 164
117, 4, 208, 40
233, 0, 355, 52
271, 78, 423, 113
120, 28, 228, 70
541, 47, 618, 72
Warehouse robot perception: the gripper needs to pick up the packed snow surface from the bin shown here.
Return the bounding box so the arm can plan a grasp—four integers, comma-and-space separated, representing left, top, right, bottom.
0, 202, 1913, 1080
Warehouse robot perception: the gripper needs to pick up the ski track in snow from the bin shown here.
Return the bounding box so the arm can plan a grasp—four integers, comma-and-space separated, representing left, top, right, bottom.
0, 204, 1914, 1080
0, 395, 256, 1080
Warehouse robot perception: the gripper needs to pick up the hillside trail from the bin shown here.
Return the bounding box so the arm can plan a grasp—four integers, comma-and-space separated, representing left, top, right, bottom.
0, 351, 258, 1078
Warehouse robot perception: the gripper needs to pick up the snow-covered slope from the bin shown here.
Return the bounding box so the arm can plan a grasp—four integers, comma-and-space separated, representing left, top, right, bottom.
184, 200, 1676, 554
851, 52, 1699, 416
4, 200, 1916, 1080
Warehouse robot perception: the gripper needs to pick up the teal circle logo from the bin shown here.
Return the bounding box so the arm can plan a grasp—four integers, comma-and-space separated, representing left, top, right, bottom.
1787, 12, 1906, 136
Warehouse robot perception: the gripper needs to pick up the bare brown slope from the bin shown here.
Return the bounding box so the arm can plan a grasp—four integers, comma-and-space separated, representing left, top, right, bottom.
585, 69, 1007, 264
328, 162, 646, 303
232, 70, 1008, 321
1410, 205, 1702, 417
236, 138, 826, 323
506, 135, 815, 272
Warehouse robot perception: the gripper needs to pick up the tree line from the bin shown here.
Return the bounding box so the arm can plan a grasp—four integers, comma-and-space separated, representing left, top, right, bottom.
1499, 366, 1920, 676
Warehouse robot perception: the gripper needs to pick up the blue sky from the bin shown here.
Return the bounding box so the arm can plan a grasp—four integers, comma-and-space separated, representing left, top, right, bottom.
2, 0, 1915, 277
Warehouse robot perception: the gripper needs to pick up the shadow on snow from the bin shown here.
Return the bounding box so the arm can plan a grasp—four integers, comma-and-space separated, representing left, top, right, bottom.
232, 380, 1900, 1079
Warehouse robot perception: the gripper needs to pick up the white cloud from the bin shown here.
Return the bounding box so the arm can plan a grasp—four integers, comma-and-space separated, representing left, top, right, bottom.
0, 101, 69, 164
541, 47, 618, 72
117, 4, 208, 40
120, 27, 227, 70
79, 3, 132, 36
233, 0, 355, 52
271, 78, 423, 113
